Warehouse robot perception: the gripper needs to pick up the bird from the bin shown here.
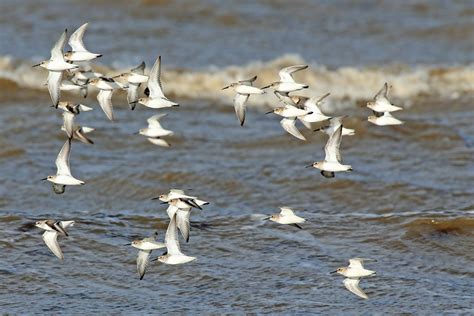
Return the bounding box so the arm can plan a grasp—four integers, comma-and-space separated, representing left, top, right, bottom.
156, 213, 196, 265
154, 189, 209, 242
331, 258, 376, 299
222, 75, 264, 126
366, 82, 402, 113
114, 61, 148, 110
314, 116, 355, 136
42, 139, 84, 194
308, 125, 352, 178
126, 232, 166, 280
261, 65, 309, 98
138, 114, 174, 138
57, 101, 93, 139
69, 69, 103, 86
368, 111, 404, 126
33, 29, 79, 107
35, 220, 75, 261
88, 77, 126, 121
264, 207, 306, 229
297, 93, 332, 129
134, 56, 179, 109
64, 23, 102, 62
266, 105, 312, 141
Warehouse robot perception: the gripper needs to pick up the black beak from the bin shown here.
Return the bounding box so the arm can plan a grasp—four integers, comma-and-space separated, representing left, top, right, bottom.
305, 164, 313, 168
265, 111, 274, 115
129, 101, 138, 105
32, 63, 41, 68
221, 86, 229, 90
313, 128, 321, 132
151, 196, 160, 200
330, 270, 338, 274
262, 216, 271, 220
40, 178, 47, 181
123, 243, 131, 246
160, 202, 168, 205
261, 85, 271, 89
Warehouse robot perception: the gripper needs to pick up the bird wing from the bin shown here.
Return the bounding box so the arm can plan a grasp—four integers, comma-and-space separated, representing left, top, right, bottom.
238, 75, 257, 85
68, 23, 88, 52
56, 139, 72, 176
280, 207, 295, 216
74, 128, 94, 145
136, 249, 151, 280
304, 96, 325, 115
165, 214, 182, 255
374, 82, 389, 100
343, 278, 368, 299
148, 56, 165, 99
42, 231, 63, 260
349, 258, 375, 268
324, 125, 343, 163
176, 210, 191, 243
280, 118, 306, 141
62, 112, 75, 139
97, 89, 114, 121
127, 83, 140, 108
166, 205, 179, 219
233, 93, 249, 126
146, 114, 167, 129
131, 61, 146, 75
47, 71, 63, 107
51, 29, 67, 61
278, 65, 308, 82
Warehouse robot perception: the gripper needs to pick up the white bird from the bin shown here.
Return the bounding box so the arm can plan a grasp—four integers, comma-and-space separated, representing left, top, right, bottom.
138, 114, 174, 138
366, 82, 402, 113
64, 23, 102, 62
126, 232, 166, 280
57, 101, 93, 139
298, 93, 332, 128
157, 214, 196, 265
154, 189, 209, 242
331, 258, 376, 299
42, 139, 84, 194
35, 220, 75, 261
368, 111, 404, 126
222, 75, 264, 126
115, 61, 148, 110
69, 69, 103, 85
261, 65, 309, 95
88, 77, 126, 121
265, 207, 306, 229
266, 105, 312, 141
314, 116, 355, 136
135, 56, 179, 109
33, 29, 79, 107
147, 138, 171, 147
309, 125, 352, 178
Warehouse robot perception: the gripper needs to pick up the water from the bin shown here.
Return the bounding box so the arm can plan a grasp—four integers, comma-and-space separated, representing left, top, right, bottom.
0, 0, 473, 314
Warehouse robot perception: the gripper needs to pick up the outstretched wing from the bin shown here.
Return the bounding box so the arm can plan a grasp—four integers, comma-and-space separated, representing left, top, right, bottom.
233, 93, 249, 126
47, 71, 63, 107
56, 139, 72, 176
324, 125, 343, 163
136, 249, 151, 280
68, 23, 88, 52
146, 114, 167, 129
343, 278, 368, 299
280, 207, 295, 216
97, 89, 114, 121
238, 75, 257, 85
278, 65, 308, 82
51, 29, 67, 61
131, 61, 146, 75
62, 112, 75, 139
280, 118, 306, 141
176, 210, 191, 243
374, 82, 388, 100
42, 231, 63, 260
148, 56, 164, 99
165, 214, 182, 255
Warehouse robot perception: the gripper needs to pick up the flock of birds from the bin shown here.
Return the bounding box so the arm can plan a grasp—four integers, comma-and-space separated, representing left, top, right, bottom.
31, 23, 405, 300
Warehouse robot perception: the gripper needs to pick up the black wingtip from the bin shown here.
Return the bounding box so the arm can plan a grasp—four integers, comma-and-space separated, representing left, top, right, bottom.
292, 223, 303, 229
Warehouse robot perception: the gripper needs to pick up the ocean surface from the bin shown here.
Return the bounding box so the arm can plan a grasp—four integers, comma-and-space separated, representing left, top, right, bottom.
0, 0, 473, 314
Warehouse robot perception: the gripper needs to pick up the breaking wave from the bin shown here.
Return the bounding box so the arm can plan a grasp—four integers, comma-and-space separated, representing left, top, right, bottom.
0, 54, 472, 110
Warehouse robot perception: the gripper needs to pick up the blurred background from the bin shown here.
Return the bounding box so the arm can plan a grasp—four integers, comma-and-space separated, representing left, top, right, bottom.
0, 0, 473, 314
